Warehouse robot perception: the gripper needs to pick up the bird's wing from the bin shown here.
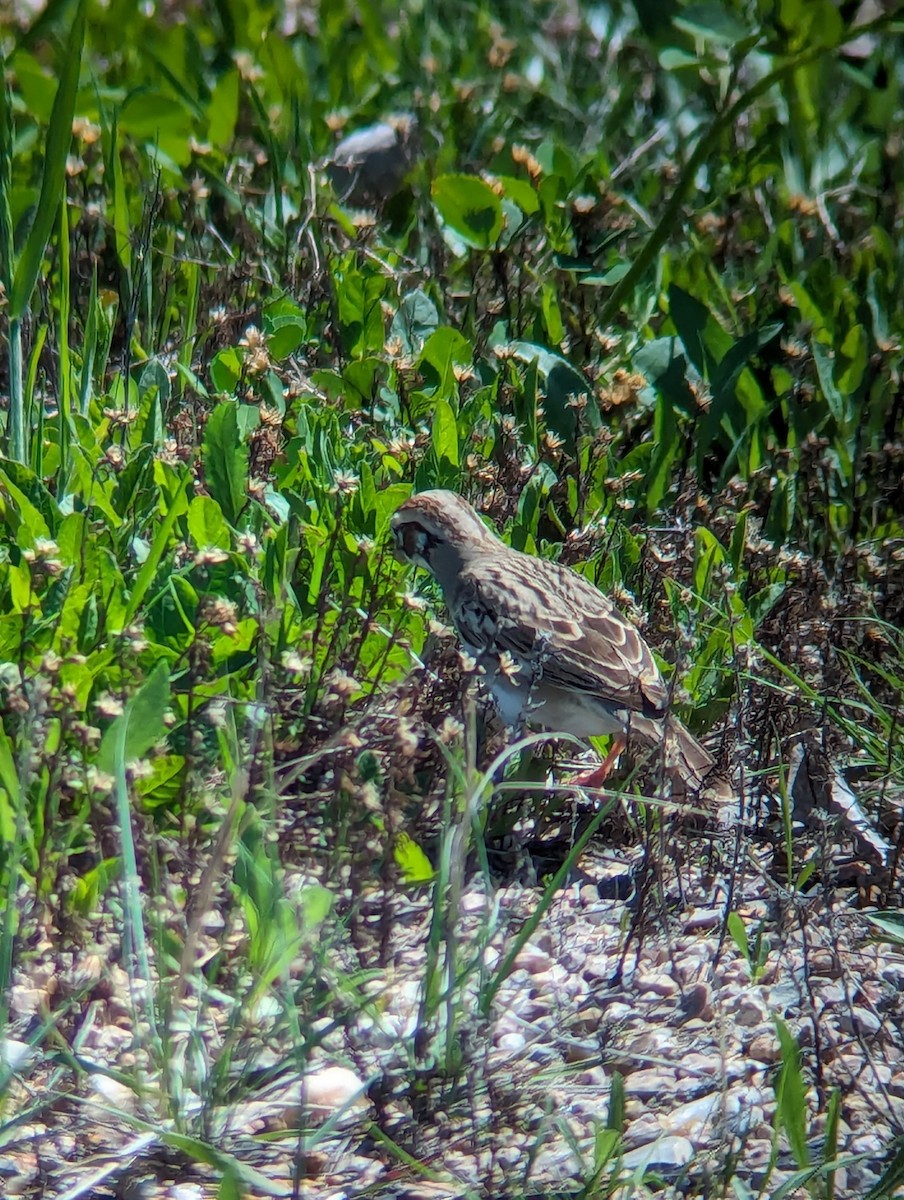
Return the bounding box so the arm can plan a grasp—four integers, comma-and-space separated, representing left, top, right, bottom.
452, 555, 668, 717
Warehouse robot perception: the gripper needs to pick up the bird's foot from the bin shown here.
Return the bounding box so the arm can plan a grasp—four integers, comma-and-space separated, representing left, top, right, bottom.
566, 737, 626, 789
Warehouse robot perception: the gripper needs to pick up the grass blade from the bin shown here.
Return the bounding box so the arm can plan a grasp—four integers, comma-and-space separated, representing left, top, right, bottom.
9, 0, 87, 320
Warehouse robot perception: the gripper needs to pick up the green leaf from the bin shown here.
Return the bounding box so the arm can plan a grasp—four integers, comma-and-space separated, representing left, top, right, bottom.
673, 3, 751, 44
507, 341, 597, 447
607, 1071, 625, 1132
69, 857, 119, 916
0, 73, 14, 297
418, 327, 471, 395
668, 284, 733, 377
865, 911, 904, 947
646, 392, 678, 514
122, 468, 190, 626
430, 397, 459, 470
133, 754, 185, 808
394, 832, 434, 884
0, 724, 21, 842
774, 1017, 810, 1170
0, 460, 56, 540
10, 0, 87, 320
391, 289, 439, 356
727, 911, 750, 964
432, 174, 504, 250
207, 67, 239, 148
187, 494, 231, 551
495, 174, 539, 215
633, 337, 695, 417
209, 347, 244, 395
97, 661, 170, 776
203, 402, 248, 527
263, 297, 307, 360
298, 883, 333, 931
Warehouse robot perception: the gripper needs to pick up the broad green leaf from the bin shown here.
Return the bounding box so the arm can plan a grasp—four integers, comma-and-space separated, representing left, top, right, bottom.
263, 297, 307, 360
298, 883, 333, 931
207, 66, 239, 148
134, 754, 186, 808
97, 661, 170, 775
0, 461, 54, 540
495, 174, 539, 215
69, 857, 119, 915
203, 402, 248, 527
432, 174, 504, 250
507, 341, 597, 446
727, 913, 753, 971
541, 284, 564, 345
209, 347, 243, 395
394, 832, 434, 883
418, 327, 471, 395
187, 494, 231, 551
391, 289, 439, 356
668, 284, 732, 377
431, 398, 459, 470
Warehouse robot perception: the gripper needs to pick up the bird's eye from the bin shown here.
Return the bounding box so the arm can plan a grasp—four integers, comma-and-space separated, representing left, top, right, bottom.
391, 521, 415, 558
393, 522, 430, 564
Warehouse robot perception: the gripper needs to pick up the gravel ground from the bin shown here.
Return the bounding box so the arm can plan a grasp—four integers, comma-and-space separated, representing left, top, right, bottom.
4, 772, 903, 1200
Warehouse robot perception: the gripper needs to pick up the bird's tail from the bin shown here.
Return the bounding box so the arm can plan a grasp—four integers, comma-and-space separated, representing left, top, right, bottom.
631, 713, 731, 806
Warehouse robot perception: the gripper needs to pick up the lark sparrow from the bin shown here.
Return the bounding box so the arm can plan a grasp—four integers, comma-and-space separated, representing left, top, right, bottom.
391, 489, 722, 793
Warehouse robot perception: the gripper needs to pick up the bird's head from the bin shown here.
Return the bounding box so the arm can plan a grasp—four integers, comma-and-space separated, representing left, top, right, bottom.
390, 490, 499, 581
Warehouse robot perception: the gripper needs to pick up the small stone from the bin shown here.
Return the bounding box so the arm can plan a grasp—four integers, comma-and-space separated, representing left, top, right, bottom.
297, 1067, 368, 1121
569, 1005, 603, 1034
623, 1029, 673, 1060
328, 116, 417, 208
622, 1135, 694, 1169
622, 1113, 663, 1146
733, 994, 769, 1027
582, 954, 611, 981
597, 1000, 633, 1022
88, 1075, 137, 1114
496, 1032, 527, 1053
0, 1039, 33, 1073
625, 1067, 677, 1097
460, 891, 489, 914
747, 1032, 781, 1063
563, 1039, 599, 1064
680, 982, 713, 1021
841, 1007, 882, 1036
635, 973, 678, 998
850, 1133, 885, 1157
808, 949, 842, 977
683, 907, 721, 931
530, 1141, 582, 1180
658, 1093, 720, 1141
514, 943, 553, 974
574, 1065, 609, 1087
676, 1052, 723, 1080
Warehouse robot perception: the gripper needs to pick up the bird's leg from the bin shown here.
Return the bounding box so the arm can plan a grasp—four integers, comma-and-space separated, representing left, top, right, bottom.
567, 736, 626, 789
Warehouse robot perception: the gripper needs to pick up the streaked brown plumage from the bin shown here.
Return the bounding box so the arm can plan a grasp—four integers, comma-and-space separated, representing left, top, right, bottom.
391, 489, 721, 793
